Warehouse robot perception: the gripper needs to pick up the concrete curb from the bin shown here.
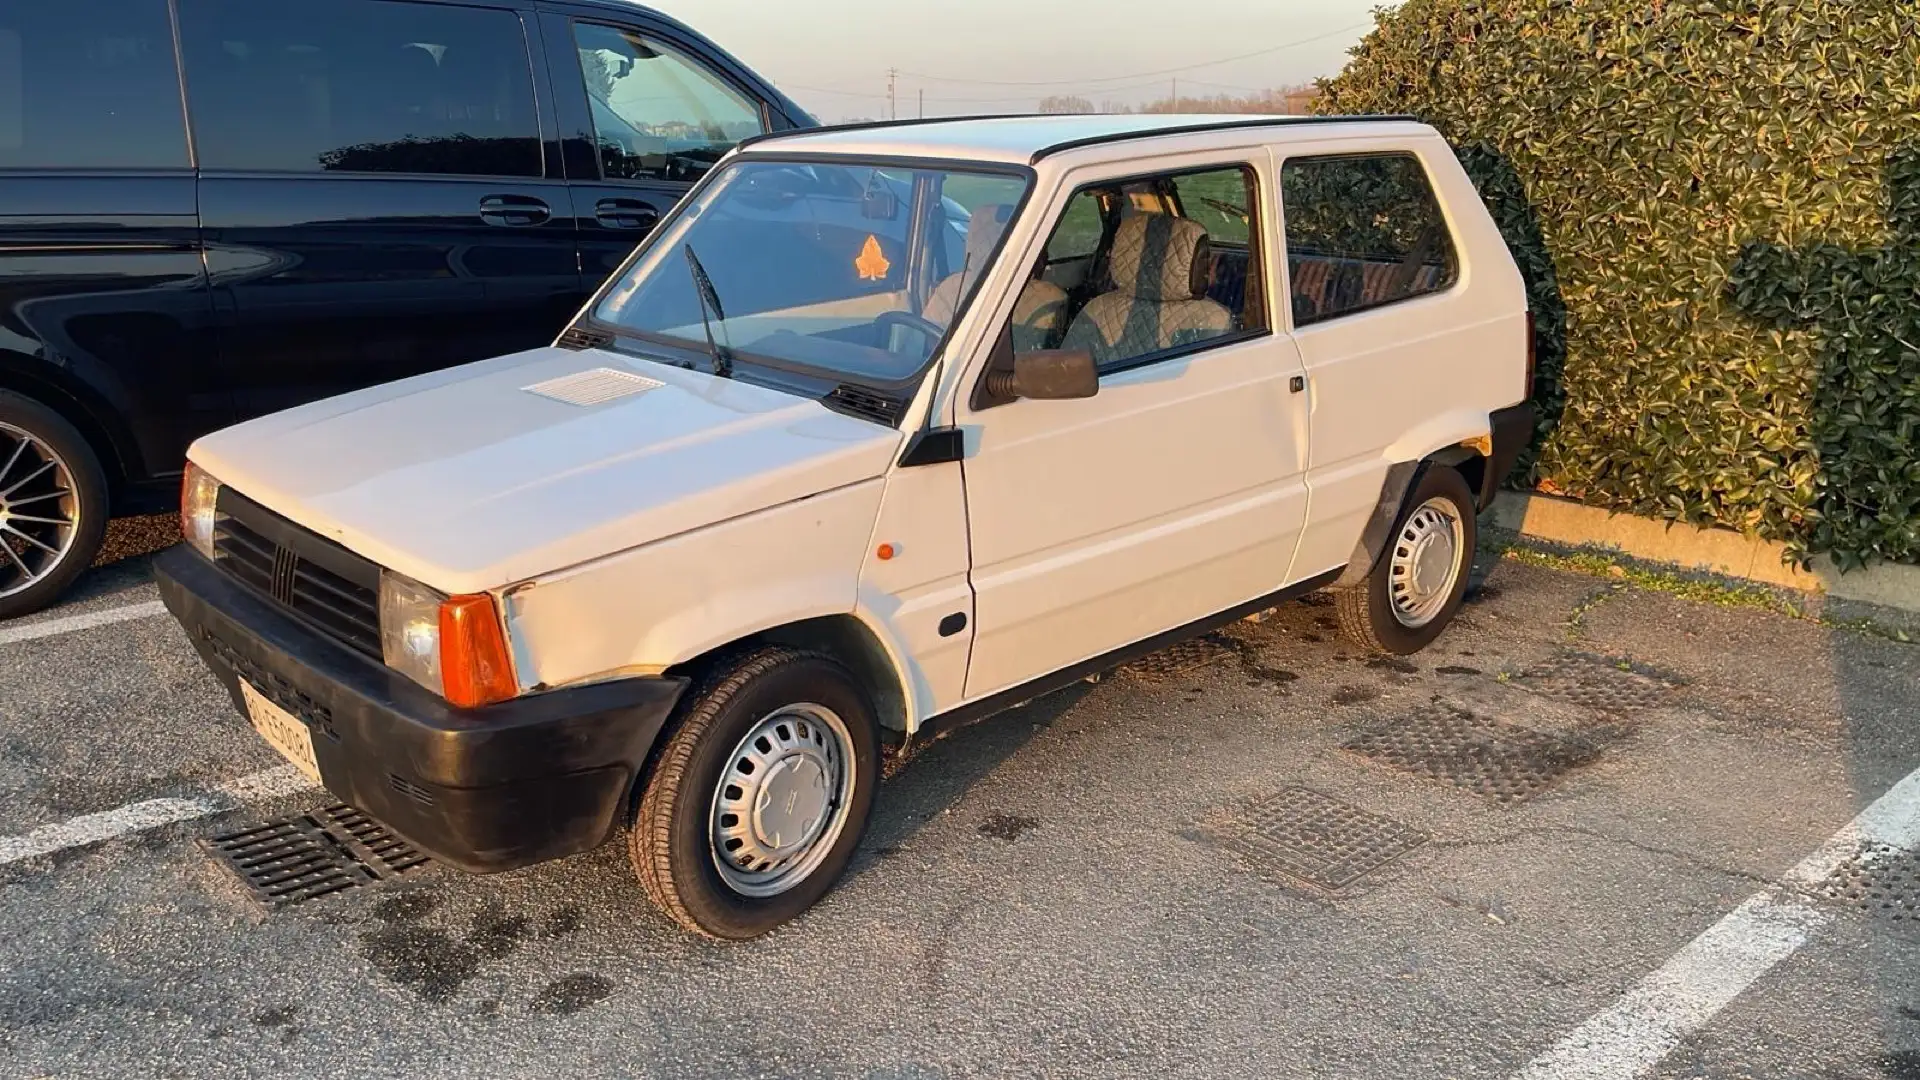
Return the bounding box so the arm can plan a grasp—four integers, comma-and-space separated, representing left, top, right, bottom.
1487, 492, 1920, 616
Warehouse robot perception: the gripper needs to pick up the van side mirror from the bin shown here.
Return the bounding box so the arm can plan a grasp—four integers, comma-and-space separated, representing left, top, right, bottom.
984, 349, 1099, 401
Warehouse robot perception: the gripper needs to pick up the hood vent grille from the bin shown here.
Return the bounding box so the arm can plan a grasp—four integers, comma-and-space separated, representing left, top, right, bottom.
822, 384, 904, 427
523, 367, 663, 407
555, 325, 614, 351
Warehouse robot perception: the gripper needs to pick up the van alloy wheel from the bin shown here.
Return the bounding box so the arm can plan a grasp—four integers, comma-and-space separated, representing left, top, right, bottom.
0, 421, 82, 601
1386, 496, 1465, 629
708, 703, 856, 898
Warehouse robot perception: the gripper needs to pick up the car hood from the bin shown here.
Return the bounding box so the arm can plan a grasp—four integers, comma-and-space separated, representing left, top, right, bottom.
189, 347, 904, 594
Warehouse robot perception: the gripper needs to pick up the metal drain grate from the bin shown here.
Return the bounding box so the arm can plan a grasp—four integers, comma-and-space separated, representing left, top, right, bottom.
1344, 705, 1610, 805
203, 804, 429, 908
1515, 654, 1676, 714
1812, 843, 1920, 921
1122, 638, 1236, 682
1201, 787, 1427, 893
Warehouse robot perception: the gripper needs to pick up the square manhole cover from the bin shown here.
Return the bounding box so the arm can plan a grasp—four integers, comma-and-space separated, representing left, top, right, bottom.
1813, 843, 1920, 922
1201, 786, 1427, 893
1515, 654, 1676, 714
1344, 705, 1611, 806
1122, 637, 1236, 682
203, 804, 429, 909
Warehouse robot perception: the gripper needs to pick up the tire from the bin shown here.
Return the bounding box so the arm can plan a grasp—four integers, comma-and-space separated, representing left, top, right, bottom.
631, 646, 880, 940
1334, 464, 1477, 656
0, 392, 110, 621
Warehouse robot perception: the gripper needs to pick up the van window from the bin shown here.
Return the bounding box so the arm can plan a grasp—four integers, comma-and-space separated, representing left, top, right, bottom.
178, 0, 541, 177
0, 0, 188, 170
1281, 153, 1459, 326
573, 23, 764, 183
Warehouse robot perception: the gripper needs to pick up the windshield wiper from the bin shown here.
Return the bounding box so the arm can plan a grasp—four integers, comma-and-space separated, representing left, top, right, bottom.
682, 243, 735, 379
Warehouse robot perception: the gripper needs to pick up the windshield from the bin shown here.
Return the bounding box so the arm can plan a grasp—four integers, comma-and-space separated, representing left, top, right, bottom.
593, 159, 1031, 386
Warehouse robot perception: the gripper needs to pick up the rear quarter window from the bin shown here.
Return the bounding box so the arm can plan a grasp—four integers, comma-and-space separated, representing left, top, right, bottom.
1280, 152, 1459, 327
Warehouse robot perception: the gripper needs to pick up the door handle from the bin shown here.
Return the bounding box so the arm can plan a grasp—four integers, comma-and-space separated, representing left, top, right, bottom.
479, 194, 551, 227
595, 197, 660, 231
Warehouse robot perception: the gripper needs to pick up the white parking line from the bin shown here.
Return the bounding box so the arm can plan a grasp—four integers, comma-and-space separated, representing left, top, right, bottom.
0, 764, 318, 866
1517, 768, 1920, 1079
0, 599, 168, 646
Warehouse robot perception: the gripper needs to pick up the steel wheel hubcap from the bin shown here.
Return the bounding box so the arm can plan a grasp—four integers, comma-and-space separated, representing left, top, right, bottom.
710, 704, 854, 898
1388, 497, 1464, 628
0, 422, 80, 600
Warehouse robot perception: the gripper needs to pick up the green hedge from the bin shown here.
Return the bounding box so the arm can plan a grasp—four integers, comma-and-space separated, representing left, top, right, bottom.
1318, 0, 1920, 569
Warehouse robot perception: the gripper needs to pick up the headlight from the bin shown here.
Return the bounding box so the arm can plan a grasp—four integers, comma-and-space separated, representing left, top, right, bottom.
379, 571, 445, 695
379, 571, 518, 709
180, 462, 222, 559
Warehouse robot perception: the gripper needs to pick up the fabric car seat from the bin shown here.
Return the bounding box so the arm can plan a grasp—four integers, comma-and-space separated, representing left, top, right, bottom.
1061, 214, 1233, 365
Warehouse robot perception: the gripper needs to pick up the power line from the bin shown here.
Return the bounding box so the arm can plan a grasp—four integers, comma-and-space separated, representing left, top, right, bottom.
890, 22, 1370, 88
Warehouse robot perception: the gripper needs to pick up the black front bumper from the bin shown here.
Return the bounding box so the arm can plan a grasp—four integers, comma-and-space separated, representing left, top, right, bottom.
156, 547, 686, 873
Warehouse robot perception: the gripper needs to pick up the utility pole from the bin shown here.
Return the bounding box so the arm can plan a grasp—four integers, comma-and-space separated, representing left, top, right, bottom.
918, 89, 924, 119
1170, 76, 1177, 113
887, 68, 897, 120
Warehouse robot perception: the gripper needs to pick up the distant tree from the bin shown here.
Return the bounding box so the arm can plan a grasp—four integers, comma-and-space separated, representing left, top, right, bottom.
580, 49, 616, 102
1138, 85, 1314, 114
1038, 94, 1095, 114
1098, 99, 1135, 114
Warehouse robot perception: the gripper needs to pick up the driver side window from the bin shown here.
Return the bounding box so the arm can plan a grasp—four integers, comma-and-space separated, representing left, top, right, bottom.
572, 23, 764, 183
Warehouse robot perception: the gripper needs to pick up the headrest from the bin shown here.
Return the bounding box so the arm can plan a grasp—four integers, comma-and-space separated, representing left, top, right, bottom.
963, 203, 1016, 270
1107, 214, 1213, 301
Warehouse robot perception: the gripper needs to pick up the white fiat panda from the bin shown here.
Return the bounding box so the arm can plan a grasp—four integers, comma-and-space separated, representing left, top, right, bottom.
158, 115, 1534, 939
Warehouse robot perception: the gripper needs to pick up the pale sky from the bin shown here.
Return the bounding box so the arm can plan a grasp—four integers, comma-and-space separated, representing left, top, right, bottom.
646, 1, 1388, 121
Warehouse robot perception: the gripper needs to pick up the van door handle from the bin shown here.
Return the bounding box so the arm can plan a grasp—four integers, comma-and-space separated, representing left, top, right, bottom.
479, 194, 551, 227
595, 198, 659, 231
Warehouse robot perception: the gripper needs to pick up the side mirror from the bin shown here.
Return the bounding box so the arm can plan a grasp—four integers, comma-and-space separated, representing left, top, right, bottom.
985, 349, 1099, 401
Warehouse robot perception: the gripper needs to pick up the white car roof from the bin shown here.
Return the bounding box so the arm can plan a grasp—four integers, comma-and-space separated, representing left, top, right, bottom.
735, 113, 1434, 167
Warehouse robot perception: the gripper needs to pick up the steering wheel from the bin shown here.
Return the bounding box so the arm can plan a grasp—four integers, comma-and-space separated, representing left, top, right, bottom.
875, 310, 946, 346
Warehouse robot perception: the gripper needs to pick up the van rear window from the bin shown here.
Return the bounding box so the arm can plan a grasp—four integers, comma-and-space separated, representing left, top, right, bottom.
1280, 153, 1459, 326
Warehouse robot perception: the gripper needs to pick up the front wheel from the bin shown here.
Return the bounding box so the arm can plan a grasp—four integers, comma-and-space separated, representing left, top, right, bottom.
1334, 464, 1477, 655
0, 392, 109, 620
630, 647, 880, 940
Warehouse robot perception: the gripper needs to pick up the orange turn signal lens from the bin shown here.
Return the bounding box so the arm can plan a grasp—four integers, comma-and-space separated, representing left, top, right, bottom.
438, 593, 517, 709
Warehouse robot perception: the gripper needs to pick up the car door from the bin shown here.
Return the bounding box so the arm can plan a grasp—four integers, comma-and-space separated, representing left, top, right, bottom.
0, 0, 224, 489
180, 0, 582, 420
957, 159, 1312, 700
1274, 145, 1491, 581
537, 5, 792, 290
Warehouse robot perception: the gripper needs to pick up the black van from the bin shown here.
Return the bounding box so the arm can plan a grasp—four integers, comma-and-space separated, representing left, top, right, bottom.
0, 0, 813, 617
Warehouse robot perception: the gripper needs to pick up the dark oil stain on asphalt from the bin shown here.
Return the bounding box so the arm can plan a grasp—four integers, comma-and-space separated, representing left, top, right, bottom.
1437, 666, 1483, 676
978, 813, 1040, 841
251, 1005, 299, 1043
531, 974, 614, 1017
1466, 584, 1502, 605
372, 892, 438, 922
477, 998, 502, 1020
1902, 1004, 1920, 1022
1366, 657, 1419, 674
1332, 685, 1381, 706
543, 905, 585, 939
1876, 1050, 1920, 1079
358, 926, 481, 1004
469, 910, 532, 960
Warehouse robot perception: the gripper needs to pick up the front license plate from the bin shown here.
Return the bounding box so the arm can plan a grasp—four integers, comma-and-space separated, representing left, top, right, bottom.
239, 679, 321, 784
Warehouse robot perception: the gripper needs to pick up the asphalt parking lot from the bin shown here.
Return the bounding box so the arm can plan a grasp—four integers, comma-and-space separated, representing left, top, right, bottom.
4, 521, 1920, 1080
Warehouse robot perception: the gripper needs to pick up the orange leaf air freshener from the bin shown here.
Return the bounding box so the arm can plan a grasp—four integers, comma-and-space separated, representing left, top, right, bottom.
854, 235, 891, 281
